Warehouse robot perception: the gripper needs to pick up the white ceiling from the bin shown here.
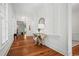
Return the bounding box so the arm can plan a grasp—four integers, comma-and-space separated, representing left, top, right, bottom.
11, 3, 44, 16
72, 3, 79, 12
11, 3, 79, 16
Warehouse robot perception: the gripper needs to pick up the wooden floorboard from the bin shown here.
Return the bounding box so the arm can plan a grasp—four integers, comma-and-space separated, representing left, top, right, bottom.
72, 45, 79, 56
7, 35, 63, 56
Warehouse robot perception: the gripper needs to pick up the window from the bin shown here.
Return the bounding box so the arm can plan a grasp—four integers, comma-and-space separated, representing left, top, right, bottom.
0, 3, 8, 44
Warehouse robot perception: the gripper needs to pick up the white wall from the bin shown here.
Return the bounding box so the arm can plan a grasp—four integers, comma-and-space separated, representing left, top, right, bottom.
0, 4, 16, 56
72, 12, 79, 33
0, 18, 2, 48
72, 11, 79, 41
32, 4, 68, 55
8, 4, 16, 40
72, 4, 79, 41
68, 4, 72, 56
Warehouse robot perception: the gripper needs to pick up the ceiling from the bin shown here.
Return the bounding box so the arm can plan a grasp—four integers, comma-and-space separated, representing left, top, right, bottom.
72, 3, 79, 12
11, 3, 44, 16
11, 3, 79, 16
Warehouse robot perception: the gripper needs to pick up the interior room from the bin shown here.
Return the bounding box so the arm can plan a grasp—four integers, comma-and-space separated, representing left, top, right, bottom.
0, 3, 70, 56
72, 3, 79, 56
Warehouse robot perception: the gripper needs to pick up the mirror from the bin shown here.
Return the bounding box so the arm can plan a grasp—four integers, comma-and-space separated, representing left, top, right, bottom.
38, 17, 45, 33
38, 17, 45, 24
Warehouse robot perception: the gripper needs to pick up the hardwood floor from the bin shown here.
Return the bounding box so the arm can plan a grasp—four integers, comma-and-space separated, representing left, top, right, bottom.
72, 45, 79, 56
7, 35, 63, 56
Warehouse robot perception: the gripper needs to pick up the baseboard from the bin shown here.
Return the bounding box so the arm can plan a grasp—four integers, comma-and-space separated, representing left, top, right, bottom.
0, 38, 14, 56
44, 43, 66, 56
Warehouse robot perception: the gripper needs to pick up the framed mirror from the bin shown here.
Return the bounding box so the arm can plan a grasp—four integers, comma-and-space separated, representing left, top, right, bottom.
38, 17, 45, 24
38, 17, 45, 33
